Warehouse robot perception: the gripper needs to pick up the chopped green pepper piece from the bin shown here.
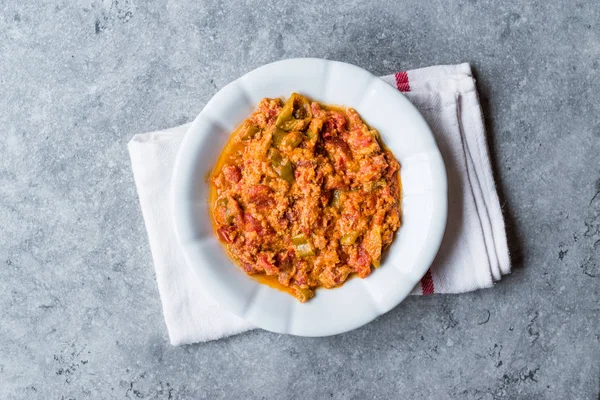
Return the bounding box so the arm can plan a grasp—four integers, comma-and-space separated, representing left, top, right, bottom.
216, 197, 228, 208
276, 99, 294, 130
277, 160, 294, 183
216, 197, 235, 223
307, 119, 323, 140
340, 231, 360, 246
241, 124, 259, 140
364, 179, 387, 192
292, 233, 315, 257
292, 233, 308, 246
268, 147, 282, 164
293, 103, 308, 119
331, 190, 343, 208
295, 243, 315, 257
269, 148, 294, 183
225, 208, 235, 223
272, 128, 288, 147
276, 93, 312, 131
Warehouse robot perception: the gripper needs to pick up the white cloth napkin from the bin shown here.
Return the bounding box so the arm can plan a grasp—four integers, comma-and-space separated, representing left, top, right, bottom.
128, 63, 510, 345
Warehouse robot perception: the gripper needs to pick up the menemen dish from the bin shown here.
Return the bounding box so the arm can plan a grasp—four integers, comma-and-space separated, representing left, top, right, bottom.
210, 93, 402, 302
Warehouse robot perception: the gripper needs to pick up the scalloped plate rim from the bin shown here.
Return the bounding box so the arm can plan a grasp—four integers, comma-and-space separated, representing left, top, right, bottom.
171, 58, 447, 337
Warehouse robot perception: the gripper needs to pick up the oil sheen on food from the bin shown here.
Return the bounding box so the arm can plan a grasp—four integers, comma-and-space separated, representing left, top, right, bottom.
210, 93, 402, 302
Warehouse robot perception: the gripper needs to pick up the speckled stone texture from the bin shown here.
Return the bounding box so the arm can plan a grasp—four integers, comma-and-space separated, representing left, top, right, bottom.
1, 0, 599, 399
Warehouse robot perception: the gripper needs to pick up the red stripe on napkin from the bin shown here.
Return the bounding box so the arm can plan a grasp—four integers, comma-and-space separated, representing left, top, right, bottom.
394, 71, 411, 92
420, 270, 435, 295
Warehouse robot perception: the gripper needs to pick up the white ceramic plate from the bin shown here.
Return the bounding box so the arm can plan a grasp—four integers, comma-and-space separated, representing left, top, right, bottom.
171, 58, 447, 337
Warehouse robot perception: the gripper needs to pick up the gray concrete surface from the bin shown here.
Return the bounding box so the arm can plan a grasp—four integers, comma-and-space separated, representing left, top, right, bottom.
1, 0, 599, 399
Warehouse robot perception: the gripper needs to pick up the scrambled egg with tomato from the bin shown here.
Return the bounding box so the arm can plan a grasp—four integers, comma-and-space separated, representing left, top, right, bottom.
211, 93, 401, 302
